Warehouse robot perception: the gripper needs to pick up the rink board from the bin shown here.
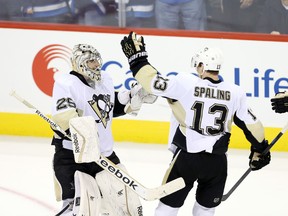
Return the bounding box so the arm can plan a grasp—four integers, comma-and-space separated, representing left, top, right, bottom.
1, 22, 288, 151
1, 112, 287, 151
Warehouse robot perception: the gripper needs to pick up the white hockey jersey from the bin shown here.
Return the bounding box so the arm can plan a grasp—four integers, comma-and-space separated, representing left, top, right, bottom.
135, 64, 265, 154
51, 71, 119, 157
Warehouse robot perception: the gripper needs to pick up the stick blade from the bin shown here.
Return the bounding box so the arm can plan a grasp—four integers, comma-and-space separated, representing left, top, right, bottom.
143, 177, 185, 201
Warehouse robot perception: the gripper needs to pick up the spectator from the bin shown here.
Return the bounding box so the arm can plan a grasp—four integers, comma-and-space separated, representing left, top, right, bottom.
155, 0, 207, 30
255, 0, 288, 35
75, 0, 118, 27
115, 0, 155, 28
0, 0, 9, 20
205, 0, 229, 31
18, 0, 76, 24
221, 0, 265, 32
0, 0, 24, 21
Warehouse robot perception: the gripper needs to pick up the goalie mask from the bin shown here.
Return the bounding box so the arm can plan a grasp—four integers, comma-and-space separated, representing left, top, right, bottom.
71, 44, 103, 82
191, 47, 223, 72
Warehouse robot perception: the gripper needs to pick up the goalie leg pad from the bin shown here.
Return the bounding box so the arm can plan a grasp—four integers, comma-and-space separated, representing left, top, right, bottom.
55, 199, 73, 216
69, 116, 101, 163
96, 164, 143, 216
73, 171, 102, 216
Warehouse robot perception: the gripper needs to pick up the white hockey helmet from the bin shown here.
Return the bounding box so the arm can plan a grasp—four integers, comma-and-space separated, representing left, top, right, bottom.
191, 47, 223, 71
71, 44, 103, 82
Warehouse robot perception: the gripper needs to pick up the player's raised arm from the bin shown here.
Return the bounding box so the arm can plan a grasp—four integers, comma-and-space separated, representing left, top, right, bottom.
120, 31, 190, 100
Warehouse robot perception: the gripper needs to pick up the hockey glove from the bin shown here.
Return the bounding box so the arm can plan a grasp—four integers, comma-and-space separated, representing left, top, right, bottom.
249, 140, 271, 171
271, 91, 288, 113
124, 82, 157, 116
120, 31, 149, 74
130, 82, 157, 104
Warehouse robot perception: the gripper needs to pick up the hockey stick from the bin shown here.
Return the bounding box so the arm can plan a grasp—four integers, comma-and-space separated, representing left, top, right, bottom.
9, 90, 185, 201
55, 203, 71, 216
222, 121, 288, 201
9, 90, 67, 136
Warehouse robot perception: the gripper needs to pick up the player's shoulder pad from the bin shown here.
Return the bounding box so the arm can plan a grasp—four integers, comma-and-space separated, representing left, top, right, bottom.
55, 72, 79, 86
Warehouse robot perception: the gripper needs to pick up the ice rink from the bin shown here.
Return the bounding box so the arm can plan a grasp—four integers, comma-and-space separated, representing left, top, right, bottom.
1, 135, 288, 216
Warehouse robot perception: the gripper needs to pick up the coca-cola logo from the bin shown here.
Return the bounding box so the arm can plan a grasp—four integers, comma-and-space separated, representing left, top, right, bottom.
32, 44, 71, 96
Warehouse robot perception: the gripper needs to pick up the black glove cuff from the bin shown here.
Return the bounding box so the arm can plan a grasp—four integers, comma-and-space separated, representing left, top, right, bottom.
251, 139, 268, 153
271, 98, 288, 113
131, 60, 150, 77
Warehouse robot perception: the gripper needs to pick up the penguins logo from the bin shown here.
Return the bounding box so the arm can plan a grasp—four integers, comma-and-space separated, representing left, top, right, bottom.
88, 94, 113, 128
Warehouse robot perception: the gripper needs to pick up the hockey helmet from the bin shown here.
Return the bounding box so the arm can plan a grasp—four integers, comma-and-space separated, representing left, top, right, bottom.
71, 44, 103, 82
191, 47, 223, 71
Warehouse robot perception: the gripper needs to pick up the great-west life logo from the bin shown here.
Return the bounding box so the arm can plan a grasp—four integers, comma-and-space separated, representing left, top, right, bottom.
32, 44, 72, 96
31, 44, 138, 97
32, 44, 288, 98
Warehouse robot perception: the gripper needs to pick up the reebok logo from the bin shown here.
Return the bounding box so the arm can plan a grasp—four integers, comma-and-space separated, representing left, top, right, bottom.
137, 206, 143, 216
36, 110, 58, 128
75, 197, 80, 206
72, 133, 80, 153
99, 157, 138, 191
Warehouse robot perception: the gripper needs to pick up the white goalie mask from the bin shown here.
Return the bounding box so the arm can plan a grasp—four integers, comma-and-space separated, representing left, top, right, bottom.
71, 44, 103, 82
191, 47, 223, 71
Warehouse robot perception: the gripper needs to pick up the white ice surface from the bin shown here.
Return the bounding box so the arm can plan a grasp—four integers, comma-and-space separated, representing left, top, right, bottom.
1, 135, 288, 216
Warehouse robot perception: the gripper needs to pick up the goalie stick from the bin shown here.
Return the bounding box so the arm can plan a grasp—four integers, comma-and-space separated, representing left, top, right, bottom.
222, 121, 288, 201
9, 90, 185, 201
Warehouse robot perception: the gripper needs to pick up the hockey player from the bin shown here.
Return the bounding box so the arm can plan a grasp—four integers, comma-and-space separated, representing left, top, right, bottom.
51, 43, 155, 215
120, 32, 271, 216
271, 91, 288, 113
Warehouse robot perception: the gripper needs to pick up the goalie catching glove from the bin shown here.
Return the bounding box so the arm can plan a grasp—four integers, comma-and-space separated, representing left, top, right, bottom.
118, 82, 157, 116
271, 91, 288, 113
249, 140, 271, 171
121, 31, 149, 74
